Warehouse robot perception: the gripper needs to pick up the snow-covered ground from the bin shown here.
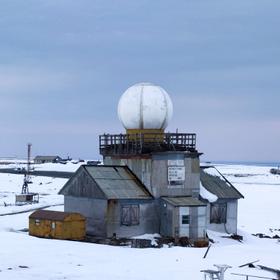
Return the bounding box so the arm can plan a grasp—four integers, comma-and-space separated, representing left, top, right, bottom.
0, 173, 66, 215
0, 160, 84, 172
0, 161, 279, 280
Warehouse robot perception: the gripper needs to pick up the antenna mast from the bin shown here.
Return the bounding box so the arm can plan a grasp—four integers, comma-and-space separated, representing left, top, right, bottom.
22, 143, 32, 194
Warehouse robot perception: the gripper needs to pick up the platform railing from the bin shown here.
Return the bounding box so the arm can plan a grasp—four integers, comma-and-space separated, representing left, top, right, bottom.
99, 133, 196, 156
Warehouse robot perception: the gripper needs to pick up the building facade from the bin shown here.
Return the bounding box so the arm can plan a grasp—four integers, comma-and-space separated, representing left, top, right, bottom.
59, 83, 243, 241
34, 155, 62, 164
200, 167, 243, 234
59, 165, 157, 238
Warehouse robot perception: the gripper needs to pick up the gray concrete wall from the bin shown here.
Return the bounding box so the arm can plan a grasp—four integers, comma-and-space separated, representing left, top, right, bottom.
151, 153, 200, 198
103, 157, 152, 193
160, 200, 175, 237
64, 196, 159, 238
206, 200, 238, 234
64, 196, 107, 236
104, 152, 200, 199
106, 199, 159, 238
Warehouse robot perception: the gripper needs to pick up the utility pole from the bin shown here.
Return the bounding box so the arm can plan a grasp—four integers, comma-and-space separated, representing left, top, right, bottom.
21, 143, 32, 194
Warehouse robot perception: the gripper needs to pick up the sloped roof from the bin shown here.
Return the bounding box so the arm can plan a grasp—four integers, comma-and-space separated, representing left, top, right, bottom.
59, 165, 153, 200
162, 196, 206, 207
200, 167, 244, 200
29, 210, 85, 221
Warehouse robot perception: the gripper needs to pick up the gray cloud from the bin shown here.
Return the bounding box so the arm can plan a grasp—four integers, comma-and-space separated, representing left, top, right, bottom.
0, 0, 279, 161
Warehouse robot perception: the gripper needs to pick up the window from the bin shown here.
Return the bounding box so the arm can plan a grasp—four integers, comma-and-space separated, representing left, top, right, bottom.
182, 215, 190, 225
210, 203, 227, 224
121, 205, 140, 226
51, 222, 56, 229
35, 219, 40, 226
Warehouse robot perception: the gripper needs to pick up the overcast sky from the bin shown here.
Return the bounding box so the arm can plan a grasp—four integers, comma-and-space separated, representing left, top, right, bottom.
1, 0, 279, 162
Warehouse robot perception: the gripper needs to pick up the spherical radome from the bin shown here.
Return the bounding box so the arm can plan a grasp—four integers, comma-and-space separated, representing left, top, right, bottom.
118, 82, 173, 130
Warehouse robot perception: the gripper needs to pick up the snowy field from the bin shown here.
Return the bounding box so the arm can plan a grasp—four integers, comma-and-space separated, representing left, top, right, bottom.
0, 161, 279, 280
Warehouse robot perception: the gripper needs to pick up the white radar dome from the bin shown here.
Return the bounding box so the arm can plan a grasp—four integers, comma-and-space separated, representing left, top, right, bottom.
118, 82, 173, 130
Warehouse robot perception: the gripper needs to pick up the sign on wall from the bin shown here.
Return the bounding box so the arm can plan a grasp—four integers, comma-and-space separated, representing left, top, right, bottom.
167, 159, 185, 187
168, 166, 185, 182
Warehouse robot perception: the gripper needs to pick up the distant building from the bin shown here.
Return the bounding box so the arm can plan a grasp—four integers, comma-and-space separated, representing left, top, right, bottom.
59, 83, 244, 241
29, 210, 86, 240
86, 160, 101, 166
34, 156, 62, 164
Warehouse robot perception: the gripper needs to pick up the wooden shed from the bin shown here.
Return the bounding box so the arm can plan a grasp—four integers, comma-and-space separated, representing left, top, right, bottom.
59, 165, 155, 238
29, 210, 86, 240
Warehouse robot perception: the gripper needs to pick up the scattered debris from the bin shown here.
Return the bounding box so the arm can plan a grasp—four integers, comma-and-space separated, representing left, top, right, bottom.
258, 265, 280, 279
19, 265, 29, 269
177, 237, 192, 247
221, 234, 243, 243
270, 168, 280, 175
194, 239, 209, 248
231, 234, 243, 241
155, 236, 175, 248
253, 233, 279, 239
234, 174, 258, 178
131, 239, 152, 248
239, 260, 260, 268
203, 244, 212, 259
235, 263, 280, 279
84, 235, 208, 248
231, 272, 277, 279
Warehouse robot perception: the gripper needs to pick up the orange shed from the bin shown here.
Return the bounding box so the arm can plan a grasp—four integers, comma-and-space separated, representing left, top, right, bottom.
29, 210, 86, 240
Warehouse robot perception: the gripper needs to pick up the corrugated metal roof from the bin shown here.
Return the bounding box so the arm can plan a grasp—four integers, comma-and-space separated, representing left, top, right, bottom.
200, 167, 244, 199
84, 166, 152, 199
85, 166, 132, 180
162, 196, 206, 207
29, 210, 85, 221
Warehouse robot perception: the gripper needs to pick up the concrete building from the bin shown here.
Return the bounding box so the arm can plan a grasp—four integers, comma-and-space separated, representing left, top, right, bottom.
59, 82, 243, 241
